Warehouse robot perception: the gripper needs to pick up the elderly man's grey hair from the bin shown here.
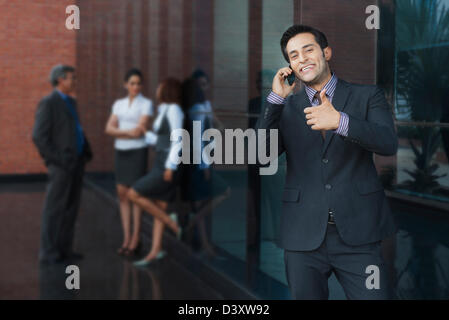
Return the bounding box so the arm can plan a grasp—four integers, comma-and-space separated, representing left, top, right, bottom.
49, 64, 75, 87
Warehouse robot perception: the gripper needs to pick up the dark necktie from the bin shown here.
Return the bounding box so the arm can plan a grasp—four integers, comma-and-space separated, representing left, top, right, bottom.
314, 91, 326, 140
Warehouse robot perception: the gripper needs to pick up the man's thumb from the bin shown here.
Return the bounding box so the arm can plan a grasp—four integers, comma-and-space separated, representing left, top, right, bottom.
320, 88, 327, 102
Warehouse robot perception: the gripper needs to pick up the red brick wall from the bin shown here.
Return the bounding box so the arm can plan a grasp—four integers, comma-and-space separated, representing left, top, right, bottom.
0, 0, 76, 174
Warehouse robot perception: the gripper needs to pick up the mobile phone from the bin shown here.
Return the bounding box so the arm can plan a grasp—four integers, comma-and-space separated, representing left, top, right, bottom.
286, 64, 295, 85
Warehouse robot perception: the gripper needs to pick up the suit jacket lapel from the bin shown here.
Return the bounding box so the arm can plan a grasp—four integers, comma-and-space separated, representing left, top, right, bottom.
51, 90, 73, 119
297, 87, 310, 112
296, 87, 328, 143
321, 79, 351, 155
296, 87, 319, 135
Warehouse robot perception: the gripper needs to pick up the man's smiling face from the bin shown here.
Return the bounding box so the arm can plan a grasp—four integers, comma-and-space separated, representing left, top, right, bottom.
286, 32, 332, 86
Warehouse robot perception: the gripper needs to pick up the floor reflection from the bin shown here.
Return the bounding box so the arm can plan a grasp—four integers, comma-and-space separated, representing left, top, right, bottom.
39, 263, 76, 300
86, 173, 449, 299
118, 260, 162, 300
0, 182, 221, 299
391, 207, 449, 299
8, 177, 447, 300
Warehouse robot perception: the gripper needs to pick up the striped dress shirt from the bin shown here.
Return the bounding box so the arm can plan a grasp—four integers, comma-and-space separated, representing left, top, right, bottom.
266, 73, 349, 136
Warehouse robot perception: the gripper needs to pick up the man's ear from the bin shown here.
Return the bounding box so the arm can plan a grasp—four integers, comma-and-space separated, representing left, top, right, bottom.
323, 47, 332, 62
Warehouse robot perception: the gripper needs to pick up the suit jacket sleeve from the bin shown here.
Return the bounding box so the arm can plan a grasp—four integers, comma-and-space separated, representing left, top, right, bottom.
32, 98, 64, 167
344, 87, 398, 156
255, 99, 286, 159
73, 99, 93, 163
83, 135, 93, 162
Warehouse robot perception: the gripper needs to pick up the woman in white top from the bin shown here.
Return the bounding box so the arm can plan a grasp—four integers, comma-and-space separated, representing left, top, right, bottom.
127, 78, 184, 267
105, 69, 153, 256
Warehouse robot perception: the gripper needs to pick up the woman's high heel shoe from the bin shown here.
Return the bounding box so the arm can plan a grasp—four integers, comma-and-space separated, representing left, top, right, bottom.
133, 251, 167, 267
117, 246, 128, 255
124, 242, 142, 257
169, 213, 182, 240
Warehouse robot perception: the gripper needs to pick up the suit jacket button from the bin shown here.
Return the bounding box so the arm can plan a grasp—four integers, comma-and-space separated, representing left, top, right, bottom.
322, 158, 329, 164
325, 184, 332, 190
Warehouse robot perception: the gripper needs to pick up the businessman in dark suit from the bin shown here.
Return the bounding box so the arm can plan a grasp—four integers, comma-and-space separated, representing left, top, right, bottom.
256, 25, 398, 299
32, 65, 93, 264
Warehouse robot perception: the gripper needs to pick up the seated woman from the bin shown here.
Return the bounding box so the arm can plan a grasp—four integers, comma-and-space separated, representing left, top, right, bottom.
127, 78, 184, 267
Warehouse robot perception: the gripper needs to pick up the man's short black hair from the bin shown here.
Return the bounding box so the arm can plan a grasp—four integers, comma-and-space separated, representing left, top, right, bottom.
280, 25, 328, 62
124, 68, 143, 82
49, 65, 75, 87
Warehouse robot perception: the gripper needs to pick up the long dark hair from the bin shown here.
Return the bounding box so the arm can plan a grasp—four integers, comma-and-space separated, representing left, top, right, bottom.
157, 78, 182, 104
181, 77, 205, 113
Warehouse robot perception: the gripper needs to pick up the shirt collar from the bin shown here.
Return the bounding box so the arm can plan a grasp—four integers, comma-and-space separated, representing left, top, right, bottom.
127, 93, 142, 105
56, 89, 71, 101
304, 72, 338, 103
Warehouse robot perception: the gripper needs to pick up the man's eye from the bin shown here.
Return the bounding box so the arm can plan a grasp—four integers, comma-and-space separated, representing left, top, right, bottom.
307, 49, 313, 52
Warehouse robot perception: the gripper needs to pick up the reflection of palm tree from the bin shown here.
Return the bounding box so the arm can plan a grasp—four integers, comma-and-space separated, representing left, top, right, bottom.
396, 0, 449, 193
441, 91, 449, 162
402, 127, 446, 193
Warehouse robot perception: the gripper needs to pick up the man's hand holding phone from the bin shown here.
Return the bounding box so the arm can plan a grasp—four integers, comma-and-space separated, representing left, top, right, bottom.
272, 66, 296, 99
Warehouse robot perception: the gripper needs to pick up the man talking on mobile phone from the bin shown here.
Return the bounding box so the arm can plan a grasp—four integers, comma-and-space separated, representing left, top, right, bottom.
256, 25, 398, 299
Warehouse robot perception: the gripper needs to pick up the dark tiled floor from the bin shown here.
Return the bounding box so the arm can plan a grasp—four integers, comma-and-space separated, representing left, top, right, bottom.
0, 182, 221, 299
6, 175, 448, 300
85, 172, 292, 300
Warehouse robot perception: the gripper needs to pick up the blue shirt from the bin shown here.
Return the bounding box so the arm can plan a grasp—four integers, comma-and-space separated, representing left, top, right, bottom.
57, 90, 85, 155
188, 102, 213, 170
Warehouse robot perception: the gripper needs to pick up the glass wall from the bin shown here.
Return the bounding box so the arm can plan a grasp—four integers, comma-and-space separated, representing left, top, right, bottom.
181, 0, 294, 298
382, 0, 449, 204
205, 0, 449, 299
202, 0, 349, 298
376, 0, 449, 299
209, 0, 249, 264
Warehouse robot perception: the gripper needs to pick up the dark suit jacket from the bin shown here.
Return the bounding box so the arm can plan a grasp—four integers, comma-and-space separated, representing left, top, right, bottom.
256, 79, 398, 251
32, 90, 93, 171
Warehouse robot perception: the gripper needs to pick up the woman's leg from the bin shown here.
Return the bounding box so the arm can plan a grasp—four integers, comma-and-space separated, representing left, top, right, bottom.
142, 200, 168, 261
127, 189, 179, 233
191, 200, 216, 256
197, 218, 216, 256
117, 184, 131, 249
187, 187, 231, 230
128, 203, 142, 250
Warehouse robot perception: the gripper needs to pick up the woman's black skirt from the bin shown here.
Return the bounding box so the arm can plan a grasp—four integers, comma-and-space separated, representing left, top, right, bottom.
132, 150, 180, 202
114, 147, 148, 186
